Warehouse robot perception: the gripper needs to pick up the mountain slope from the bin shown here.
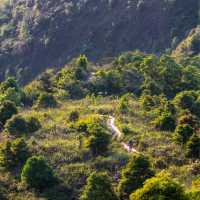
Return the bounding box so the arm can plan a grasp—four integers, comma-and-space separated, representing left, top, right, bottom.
0, 0, 199, 82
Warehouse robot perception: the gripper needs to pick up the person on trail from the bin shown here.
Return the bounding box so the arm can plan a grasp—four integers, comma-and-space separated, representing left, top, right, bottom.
128, 140, 134, 151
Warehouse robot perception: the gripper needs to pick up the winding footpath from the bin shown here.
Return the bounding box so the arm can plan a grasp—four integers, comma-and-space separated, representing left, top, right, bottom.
107, 116, 139, 153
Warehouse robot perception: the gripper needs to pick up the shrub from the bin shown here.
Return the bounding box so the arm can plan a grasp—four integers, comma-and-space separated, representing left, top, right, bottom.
140, 94, 155, 111
86, 125, 110, 156
21, 156, 56, 190
118, 154, 154, 199
35, 93, 57, 108
178, 113, 198, 129
186, 134, 200, 159
5, 115, 28, 136
130, 173, 188, 200
26, 116, 41, 133
154, 112, 176, 131
0, 101, 18, 125
0, 138, 29, 170
174, 124, 194, 144
80, 172, 118, 200
173, 91, 197, 111
69, 111, 79, 122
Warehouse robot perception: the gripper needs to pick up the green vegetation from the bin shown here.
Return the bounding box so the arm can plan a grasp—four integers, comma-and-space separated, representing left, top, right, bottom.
21, 156, 56, 190
118, 155, 154, 199
0, 52, 199, 199
80, 172, 118, 200
130, 173, 188, 200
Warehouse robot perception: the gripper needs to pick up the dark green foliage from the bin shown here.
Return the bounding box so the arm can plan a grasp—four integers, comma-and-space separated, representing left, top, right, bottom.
69, 111, 79, 122
175, 124, 194, 144
26, 116, 41, 133
173, 91, 197, 111
0, 77, 23, 105
36, 93, 57, 108
186, 135, 200, 159
86, 125, 111, 157
178, 113, 198, 130
130, 174, 188, 200
80, 172, 118, 200
38, 69, 55, 93
140, 94, 155, 111
0, 77, 19, 92
0, 101, 17, 125
21, 156, 56, 190
5, 115, 28, 136
0, 138, 29, 170
154, 112, 176, 131
118, 154, 154, 199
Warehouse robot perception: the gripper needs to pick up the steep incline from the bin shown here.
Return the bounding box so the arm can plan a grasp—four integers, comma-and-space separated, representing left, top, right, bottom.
0, 0, 198, 82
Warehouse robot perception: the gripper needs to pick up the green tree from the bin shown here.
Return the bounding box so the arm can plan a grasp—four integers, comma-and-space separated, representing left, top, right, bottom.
80, 172, 118, 200
130, 174, 188, 200
186, 134, 200, 159
154, 112, 176, 131
21, 156, 56, 190
175, 124, 194, 144
118, 155, 154, 199
173, 91, 197, 111
35, 93, 57, 108
0, 101, 18, 125
69, 111, 79, 122
5, 115, 28, 136
26, 116, 41, 133
0, 138, 29, 170
86, 125, 110, 156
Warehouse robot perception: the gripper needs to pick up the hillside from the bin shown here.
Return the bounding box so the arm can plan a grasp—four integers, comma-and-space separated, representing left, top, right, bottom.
0, 0, 199, 82
0, 52, 200, 200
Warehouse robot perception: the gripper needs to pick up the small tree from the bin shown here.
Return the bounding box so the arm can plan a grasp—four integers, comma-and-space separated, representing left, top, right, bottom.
0, 138, 29, 170
174, 124, 194, 144
154, 112, 176, 131
86, 124, 110, 156
80, 172, 118, 200
35, 93, 57, 108
173, 91, 196, 111
69, 111, 79, 122
0, 101, 18, 125
130, 174, 187, 200
186, 134, 200, 159
26, 116, 41, 133
5, 115, 28, 136
118, 154, 154, 199
21, 156, 56, 190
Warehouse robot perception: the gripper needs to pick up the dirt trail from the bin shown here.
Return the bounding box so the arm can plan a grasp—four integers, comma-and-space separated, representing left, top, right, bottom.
107, 116, 139, 153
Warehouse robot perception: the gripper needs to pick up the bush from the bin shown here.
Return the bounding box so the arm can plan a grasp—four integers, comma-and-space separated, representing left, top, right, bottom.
0, 138, 29, 170
5, 115, 28, 136
173, 91, 197, 111
186, 135, 200, 159
69, 111, 79, 122
140, 94, 155, 111
178, 113, 198, 129
0, 101, 18, 125
35, 93, 57, 108
130, 173, 188, 200
86, 125, 110, 156
175, 124, 194, 144
118, 154, 154, 199
80, 172, 118, 200
21, 156, 56, 190
26, 116, 41, 133
154, 112, 176, 131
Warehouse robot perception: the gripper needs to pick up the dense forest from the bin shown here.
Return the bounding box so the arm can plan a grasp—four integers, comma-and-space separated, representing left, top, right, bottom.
0, 0, 200, 200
